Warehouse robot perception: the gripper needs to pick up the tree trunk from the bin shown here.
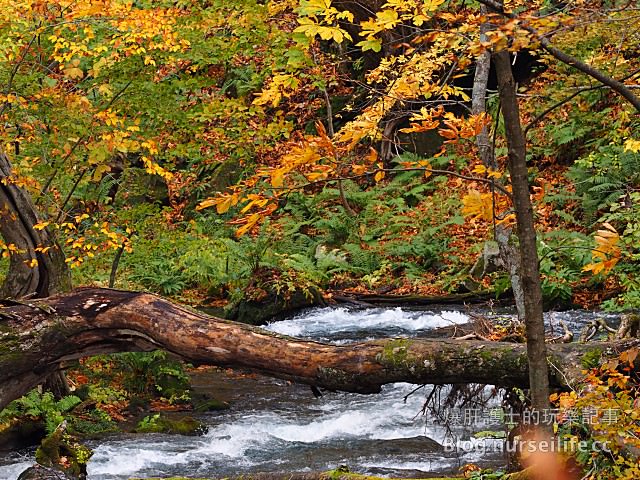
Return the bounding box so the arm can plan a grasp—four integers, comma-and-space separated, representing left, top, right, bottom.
1, 287, 637, 411
492, 50, 550, 411
471, 6, 495, 168
0, 151, 71, 299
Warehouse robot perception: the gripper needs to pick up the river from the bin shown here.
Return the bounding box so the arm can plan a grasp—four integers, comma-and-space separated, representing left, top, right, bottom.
0, 305, 619, 479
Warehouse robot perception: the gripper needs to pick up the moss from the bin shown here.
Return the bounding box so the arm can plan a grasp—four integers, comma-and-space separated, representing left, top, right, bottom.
134, 414, 207, 436
35, 428, 63, 467
0, 324, 31, 366
193, 398, 230, 412
581, 348, 602, 369
377, 339, 412, 367
35, 428, 92, 478
478, 347, 496, 363
317, 366, 362, 391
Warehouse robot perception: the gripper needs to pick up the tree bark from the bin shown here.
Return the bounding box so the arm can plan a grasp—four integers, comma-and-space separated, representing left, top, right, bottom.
492, 50, 550, 411
1, 287, 637, 411
471, 6, 495, 168
0, 151, 71, 299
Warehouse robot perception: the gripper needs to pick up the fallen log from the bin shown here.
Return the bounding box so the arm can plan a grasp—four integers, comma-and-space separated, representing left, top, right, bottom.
1, 287, 638, 410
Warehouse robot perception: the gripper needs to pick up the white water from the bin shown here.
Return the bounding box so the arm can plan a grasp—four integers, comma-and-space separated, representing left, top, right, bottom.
84, 380, 482, 480
266, 307, 469, 340
7, 305, 615, 479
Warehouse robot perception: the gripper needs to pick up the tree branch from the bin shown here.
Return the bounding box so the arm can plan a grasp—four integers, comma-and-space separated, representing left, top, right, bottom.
476, 0, 640, 112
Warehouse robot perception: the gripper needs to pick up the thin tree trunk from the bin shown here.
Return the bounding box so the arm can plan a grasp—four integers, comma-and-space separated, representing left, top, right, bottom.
1, 287, 636, 411
0, 151, 71, 299
492, 50, 550, 412
471, 6, 495, 168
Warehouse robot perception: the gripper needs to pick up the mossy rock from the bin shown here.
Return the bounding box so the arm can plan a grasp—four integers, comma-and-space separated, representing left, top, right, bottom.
17, 464, 75, 480
34, 423, 92, 479
119, 167, 169, 206
193, 398, 230, 413
581, 348, 602, 369
134, 414, 207, 436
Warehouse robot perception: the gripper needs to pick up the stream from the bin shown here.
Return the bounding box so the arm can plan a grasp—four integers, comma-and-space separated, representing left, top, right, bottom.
0, 305, 621, 479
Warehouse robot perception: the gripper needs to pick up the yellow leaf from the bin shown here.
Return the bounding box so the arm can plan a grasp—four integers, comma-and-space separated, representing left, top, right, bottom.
366, 147, 378, 163
92, 164, 111, 181
197, 198, 220, 211
235, 213, 262, 237
375, 9, 400, 30
424, 0, 445, 11
33, 221, 51, 231
461, 189, 493, 221
216, 196, 234, 214
583, 223, 621, 275
352, 164, 367, 175
97, 84, 113, 96
271, 169, 286, 188
25, 258, 38, 268
241, 195, 270, 214
623, 138, 640, 153
472, 164, 487, 175
196, 194, 238, 213
63, 59, 84, 79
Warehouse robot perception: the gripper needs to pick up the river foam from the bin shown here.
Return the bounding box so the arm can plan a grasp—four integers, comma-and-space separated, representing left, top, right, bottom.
265, 307, 469, 340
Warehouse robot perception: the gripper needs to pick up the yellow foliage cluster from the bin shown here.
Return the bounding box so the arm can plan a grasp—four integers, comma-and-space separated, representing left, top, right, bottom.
253, 74, 301, 108
293, 0, 354, 43
358, 0, 444, 51
461, 187, 512, 224
0, 240, 22, 258
582, 223, 621, 275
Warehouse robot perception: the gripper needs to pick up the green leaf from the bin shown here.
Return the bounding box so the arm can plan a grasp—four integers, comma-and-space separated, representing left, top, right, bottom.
356, 38, 382, 52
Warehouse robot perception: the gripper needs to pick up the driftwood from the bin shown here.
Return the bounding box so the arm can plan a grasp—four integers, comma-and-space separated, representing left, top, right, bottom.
1, 287, 639, 411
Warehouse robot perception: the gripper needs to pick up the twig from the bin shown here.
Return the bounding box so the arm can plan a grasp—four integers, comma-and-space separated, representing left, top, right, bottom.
109, 243, 126, 288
